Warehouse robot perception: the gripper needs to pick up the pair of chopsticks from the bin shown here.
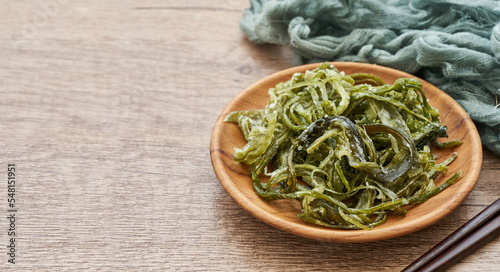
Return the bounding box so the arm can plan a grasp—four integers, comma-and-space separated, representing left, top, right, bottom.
402, 198, 500, 271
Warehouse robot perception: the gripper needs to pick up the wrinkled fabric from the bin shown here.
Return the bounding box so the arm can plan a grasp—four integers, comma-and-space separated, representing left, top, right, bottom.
240, 0, 500, 156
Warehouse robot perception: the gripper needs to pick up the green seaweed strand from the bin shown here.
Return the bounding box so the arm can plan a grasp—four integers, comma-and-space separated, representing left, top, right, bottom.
225, 63, 462, 230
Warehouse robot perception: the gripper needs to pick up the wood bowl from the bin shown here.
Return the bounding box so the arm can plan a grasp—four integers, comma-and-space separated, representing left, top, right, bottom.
210, 62, 482, 243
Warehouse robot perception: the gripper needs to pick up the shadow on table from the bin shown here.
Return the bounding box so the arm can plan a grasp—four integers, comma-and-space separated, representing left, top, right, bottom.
213, 189, 466, 272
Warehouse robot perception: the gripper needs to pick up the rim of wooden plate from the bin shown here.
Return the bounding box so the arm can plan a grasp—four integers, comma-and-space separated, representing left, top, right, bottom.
210, 62, 482, 243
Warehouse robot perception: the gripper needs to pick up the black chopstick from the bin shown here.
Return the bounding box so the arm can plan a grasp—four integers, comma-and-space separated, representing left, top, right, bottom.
402, 198, 500, 272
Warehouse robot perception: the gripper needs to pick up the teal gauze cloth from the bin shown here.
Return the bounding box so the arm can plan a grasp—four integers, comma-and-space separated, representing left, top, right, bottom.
240, 0, 500, 156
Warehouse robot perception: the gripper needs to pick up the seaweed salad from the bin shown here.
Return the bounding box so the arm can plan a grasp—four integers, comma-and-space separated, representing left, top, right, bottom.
225, 63, 462, 230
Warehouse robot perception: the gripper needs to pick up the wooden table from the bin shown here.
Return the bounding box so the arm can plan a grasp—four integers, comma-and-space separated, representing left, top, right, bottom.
1, 1, 498, 271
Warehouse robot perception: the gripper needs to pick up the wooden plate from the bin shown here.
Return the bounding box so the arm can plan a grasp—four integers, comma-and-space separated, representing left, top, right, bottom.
210, 62, 482, 243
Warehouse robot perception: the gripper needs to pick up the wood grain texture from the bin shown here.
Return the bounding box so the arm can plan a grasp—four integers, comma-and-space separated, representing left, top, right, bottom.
0, 0, 498, 271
